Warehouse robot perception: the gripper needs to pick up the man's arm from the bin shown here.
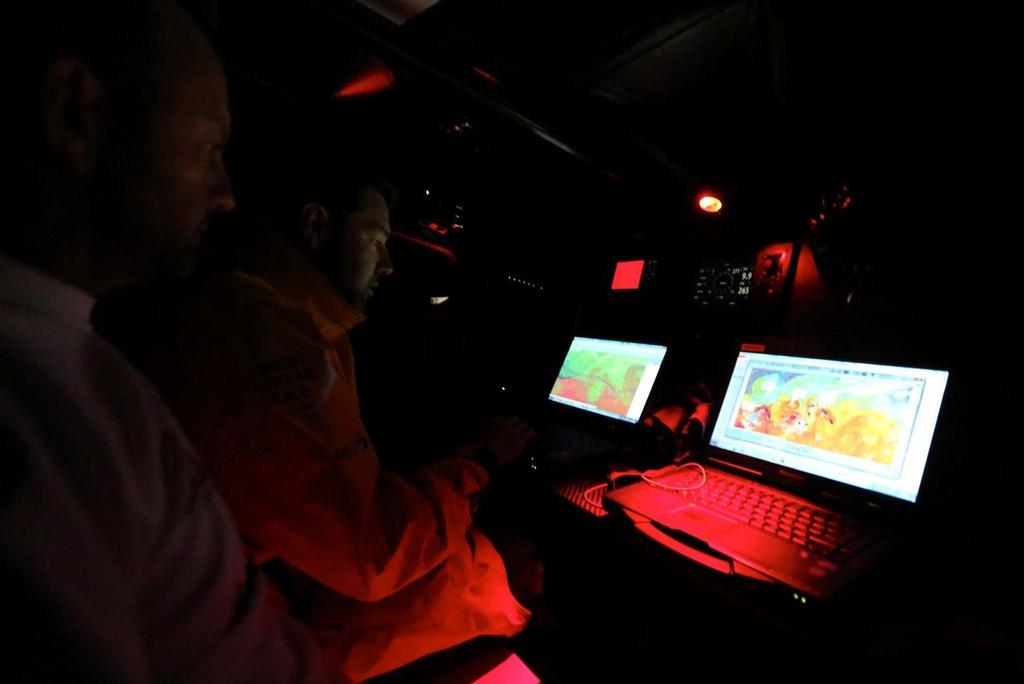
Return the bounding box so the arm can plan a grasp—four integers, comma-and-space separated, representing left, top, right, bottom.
0, 399, 153, 682
154, 274, 487, 602
1, 360, 339, 684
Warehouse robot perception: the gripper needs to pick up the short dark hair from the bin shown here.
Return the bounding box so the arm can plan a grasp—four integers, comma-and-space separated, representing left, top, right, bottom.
266, 148, 398, 237
314, 179, 399, 222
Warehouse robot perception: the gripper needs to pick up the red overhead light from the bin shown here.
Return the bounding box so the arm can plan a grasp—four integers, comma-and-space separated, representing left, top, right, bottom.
698, 194, 723, 213
472, 66, 502, 86
392, 230, 457, 263
417, 219, 449, 235
333, 61, 396, 98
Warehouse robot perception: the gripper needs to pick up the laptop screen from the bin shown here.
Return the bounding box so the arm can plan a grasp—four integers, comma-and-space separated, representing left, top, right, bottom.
548, 336, 668, 424
709, 351, 949, 503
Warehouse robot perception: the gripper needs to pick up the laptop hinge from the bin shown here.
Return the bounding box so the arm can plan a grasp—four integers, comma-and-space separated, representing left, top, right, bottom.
778, 468, 809, 482
708, 456, 762, 477
820, 489, 885, 514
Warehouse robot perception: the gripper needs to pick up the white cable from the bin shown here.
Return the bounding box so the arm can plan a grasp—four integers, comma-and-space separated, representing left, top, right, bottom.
583, 483, 607, 509
641, 462, 707, 491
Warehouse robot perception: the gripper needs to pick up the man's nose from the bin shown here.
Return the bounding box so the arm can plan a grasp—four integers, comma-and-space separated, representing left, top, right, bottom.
210, 166, 236, 214
378, 244, 394, 276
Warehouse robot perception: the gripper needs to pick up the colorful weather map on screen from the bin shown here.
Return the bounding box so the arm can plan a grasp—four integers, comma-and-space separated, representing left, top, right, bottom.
550, 350, 649, 418
731, 369, 916, 464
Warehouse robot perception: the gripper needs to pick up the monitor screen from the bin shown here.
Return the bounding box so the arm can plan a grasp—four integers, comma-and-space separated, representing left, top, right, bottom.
709, 351, 949, 503
548, 337, 668, 423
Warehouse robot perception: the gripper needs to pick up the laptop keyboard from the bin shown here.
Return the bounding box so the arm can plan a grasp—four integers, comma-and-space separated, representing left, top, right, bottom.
689, 471, 876, 560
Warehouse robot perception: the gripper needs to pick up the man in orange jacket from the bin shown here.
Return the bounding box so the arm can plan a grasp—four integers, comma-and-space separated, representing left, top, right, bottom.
115, 178, 536, 681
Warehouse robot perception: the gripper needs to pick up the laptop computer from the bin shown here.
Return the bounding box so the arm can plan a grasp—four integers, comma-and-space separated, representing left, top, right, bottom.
527, 336, 668, 473
604, 349, 949, 599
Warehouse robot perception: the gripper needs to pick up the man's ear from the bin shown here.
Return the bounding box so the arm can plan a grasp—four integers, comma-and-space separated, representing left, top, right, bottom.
39, 58, 104, 176
300, 202, 332, 251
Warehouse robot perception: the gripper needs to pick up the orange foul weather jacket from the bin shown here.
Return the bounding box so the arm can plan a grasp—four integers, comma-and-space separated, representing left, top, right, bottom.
143, 231, 529, 682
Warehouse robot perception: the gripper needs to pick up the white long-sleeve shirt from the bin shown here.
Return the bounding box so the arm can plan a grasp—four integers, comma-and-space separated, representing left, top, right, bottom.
0, 255, 339, 683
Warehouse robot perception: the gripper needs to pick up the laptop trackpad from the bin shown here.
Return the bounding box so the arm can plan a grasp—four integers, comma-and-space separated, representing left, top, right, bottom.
663, 504, 739, 539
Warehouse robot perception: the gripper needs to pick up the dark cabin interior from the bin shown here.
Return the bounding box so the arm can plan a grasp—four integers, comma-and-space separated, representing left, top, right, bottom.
110, 0, 1022, 679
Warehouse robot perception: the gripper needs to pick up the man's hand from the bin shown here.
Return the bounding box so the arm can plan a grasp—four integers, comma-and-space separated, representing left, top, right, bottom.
478, 415, 536, 468
489, 532, 544, 604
